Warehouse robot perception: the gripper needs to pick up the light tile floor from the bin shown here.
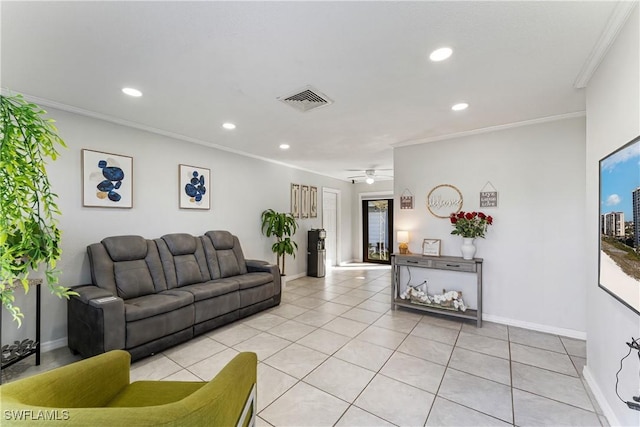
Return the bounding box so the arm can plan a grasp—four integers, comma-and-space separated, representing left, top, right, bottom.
2, 266, 608, 426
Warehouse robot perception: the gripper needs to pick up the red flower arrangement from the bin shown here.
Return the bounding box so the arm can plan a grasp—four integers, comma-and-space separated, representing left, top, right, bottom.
450, 211, 493, 238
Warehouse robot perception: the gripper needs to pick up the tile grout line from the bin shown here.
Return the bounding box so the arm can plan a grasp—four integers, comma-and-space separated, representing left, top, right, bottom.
261, 275, 406, 426
422, 319, 460, 426
260, 275, 398, 425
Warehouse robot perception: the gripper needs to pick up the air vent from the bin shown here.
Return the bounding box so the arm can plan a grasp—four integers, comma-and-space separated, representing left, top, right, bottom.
278, 86, 333, 112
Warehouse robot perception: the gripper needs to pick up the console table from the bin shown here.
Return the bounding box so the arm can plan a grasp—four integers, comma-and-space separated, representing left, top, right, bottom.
1, 279, 41, 375
391, 254, 483, 327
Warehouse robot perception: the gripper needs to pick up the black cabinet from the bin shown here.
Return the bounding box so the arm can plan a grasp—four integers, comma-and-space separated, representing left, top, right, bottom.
307, 229, 326, 278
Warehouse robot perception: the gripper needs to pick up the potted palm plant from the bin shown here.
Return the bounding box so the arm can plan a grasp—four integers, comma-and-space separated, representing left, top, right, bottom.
260, 209, 298, 276
1, 93, 76, 325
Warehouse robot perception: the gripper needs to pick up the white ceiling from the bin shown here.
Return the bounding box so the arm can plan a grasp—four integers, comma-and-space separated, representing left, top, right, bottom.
0, 1, 621, 181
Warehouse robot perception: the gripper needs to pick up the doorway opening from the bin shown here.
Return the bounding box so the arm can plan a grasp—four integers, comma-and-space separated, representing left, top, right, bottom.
322, 188, 340, 267
362, 199, 393, 264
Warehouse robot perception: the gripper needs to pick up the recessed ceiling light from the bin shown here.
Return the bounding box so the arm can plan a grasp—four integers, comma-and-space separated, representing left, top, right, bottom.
122, 87, 142, 97
279, 144, 290, 150
222, 122, 236, 130
451, 102, 469, 111
429, 47, 453, 62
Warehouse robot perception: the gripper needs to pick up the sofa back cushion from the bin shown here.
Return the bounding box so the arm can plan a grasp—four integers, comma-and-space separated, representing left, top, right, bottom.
88, 236, 167, 299
156, 233, 210, 288
113, 260, 155, 299
205, 231, 248, 278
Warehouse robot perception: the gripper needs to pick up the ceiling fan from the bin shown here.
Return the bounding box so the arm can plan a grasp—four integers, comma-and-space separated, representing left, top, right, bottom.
347, 168, 393, 184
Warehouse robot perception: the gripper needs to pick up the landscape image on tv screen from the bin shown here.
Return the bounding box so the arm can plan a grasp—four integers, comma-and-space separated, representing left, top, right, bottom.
599, 135, 640, 314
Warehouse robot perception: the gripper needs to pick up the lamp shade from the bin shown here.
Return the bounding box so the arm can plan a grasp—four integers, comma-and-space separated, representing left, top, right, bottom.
397, 230, 409, 243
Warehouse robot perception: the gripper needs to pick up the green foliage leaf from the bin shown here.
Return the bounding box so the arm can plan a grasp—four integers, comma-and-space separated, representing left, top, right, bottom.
1, 93, 73, 324
261, 209, 299, 274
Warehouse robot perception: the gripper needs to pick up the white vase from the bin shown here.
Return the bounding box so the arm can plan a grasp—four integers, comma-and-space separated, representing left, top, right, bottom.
461, 237, 476, 260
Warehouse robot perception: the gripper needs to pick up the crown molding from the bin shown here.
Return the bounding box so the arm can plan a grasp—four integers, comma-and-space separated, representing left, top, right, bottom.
392, 111, 586, 148
574, 1, 638, 89
0, 89, 342, 180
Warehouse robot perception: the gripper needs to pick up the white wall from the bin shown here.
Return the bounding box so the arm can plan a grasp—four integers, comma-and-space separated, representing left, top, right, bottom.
1, 107, 354, 346
394, 117, 587, 335
585, 5, 640, 426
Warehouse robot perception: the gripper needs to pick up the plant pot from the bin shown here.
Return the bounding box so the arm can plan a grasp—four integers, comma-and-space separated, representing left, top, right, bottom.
460, 237, 476, 260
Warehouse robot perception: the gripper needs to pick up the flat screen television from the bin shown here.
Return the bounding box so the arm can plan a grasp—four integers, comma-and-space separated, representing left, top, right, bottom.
598, 134, 640, 315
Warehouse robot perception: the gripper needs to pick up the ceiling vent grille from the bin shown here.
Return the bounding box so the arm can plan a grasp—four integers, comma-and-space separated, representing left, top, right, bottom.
278, 86, 333, 112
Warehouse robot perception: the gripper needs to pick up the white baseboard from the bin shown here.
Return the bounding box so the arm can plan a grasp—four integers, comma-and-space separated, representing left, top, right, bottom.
41, 337, 67, 353
281, 272, 307, 289
483, 313, 586, 340
583, 365, 618, 427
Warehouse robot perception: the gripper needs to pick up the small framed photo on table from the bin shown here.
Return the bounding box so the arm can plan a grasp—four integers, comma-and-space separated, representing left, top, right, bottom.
422, 239, 441, 256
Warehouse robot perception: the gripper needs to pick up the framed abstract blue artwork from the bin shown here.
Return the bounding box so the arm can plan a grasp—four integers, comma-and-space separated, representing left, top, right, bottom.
82, 149, 133, 208
599, 135, 640, 314
179, 164, 210, 210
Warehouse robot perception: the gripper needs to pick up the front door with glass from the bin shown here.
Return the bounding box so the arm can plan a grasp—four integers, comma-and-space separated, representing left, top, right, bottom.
362, 199, 394, 264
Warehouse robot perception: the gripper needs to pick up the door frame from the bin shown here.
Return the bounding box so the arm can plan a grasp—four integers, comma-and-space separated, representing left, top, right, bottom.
322, 187, 341, 267
359, 191, 393, 262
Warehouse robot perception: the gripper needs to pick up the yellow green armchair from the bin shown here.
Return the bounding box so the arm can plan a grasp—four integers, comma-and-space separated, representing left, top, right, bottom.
1, 350, 257, 426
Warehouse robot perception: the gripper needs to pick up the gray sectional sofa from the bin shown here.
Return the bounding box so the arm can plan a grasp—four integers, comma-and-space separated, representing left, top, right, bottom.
67, 230, 281, 360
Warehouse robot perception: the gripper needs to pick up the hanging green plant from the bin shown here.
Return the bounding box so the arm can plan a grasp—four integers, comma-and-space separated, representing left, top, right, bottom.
1, 93, 76, 325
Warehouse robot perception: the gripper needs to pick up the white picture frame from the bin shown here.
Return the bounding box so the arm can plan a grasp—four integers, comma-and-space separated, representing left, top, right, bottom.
310, 186, 318, 218
291, 183, 300, 218
422, 239, 441, 256
179, 164, 210, 210
82, 149, 133, 208
301, 185, 310, 219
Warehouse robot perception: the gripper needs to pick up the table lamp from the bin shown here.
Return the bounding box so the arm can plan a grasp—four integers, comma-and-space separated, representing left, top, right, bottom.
397, 230, 409, 254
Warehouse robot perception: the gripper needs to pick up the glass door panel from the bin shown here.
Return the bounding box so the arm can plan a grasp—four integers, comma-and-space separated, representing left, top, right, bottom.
363, 199, 393, 264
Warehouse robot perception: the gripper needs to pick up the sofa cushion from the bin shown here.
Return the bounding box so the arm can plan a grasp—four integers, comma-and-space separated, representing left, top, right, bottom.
124, 290, 194, 322
102, 236, 148, 262
161, 233, 197, 256
207, 230, 234, 249
205, 231, 249, 277
200, 236, 221, 280
174, 255, 203, 286
126, 305, 194, 349
114, 260, 155, 299
89, 237, 168, 298
235, 272, 273, 290
240, 283, 275, 307
217, 250, 241, 277
180, 279, 239, 302
157, 234, 210, 288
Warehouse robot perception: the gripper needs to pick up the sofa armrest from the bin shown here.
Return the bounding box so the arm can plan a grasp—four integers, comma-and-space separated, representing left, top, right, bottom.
246, 260, 281, 296
246, 259, 274, 273
67, 285, 126, 358
1, 350, 131, 409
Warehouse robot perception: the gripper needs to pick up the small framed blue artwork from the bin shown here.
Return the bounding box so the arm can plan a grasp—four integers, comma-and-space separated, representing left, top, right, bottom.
82, 149, 133, 208
179, 164, 210, 210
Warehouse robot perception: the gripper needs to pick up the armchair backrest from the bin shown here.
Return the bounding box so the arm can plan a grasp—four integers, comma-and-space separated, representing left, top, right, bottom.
0, 350, 131, 409
0, 351, 258, 427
